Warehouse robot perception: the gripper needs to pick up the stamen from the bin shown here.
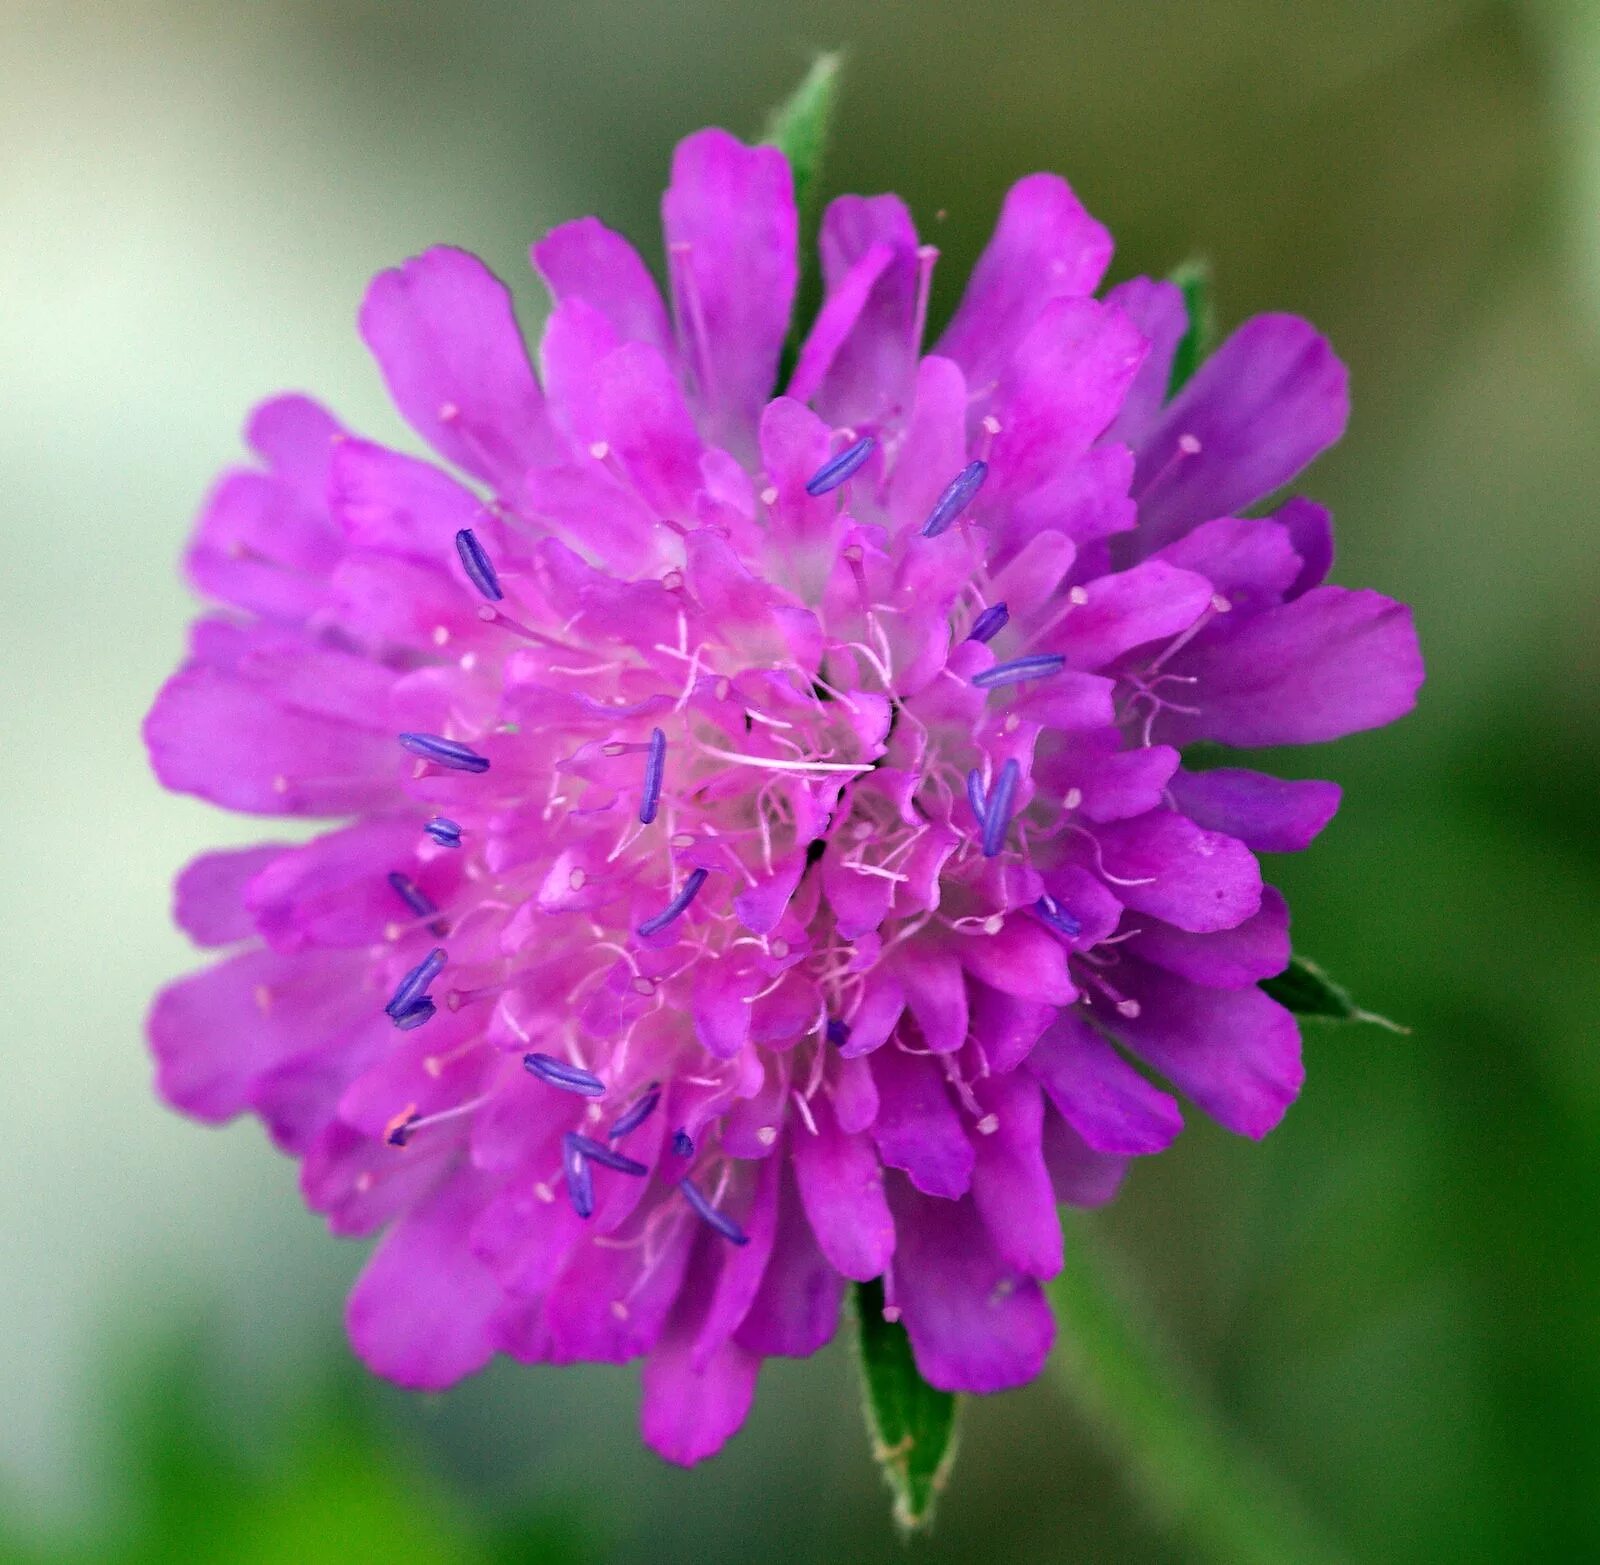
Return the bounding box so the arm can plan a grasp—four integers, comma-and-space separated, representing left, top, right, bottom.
971, 654, 1066, 690
385, 947, 446, 1020
609, 1083, 661, 1139
981, 758, 1021, 857
672, 1128, 695, 1158
568, 1132, 649, 1177
804, 434, 876, 497
423, 816, 462, 849
965, 769, 989, 826
967, 601, 1009, 643
390, 995, 437, 1031
523, 1052, 606, 1097
681, 1177, 750, 1245
696, 742, 874, 776
911, 244, 939, 356
386, 871, 437, 920
637, 867, 709, 937
398, 733, 490, 774
562, 1134, 596, 1219
385, 1108, 419, 1147
639, 726, 667, 824
1034, 893, 1083, 939
921, 459, 988, 537
453, 527, 503, 601
825, 1019, 850, 1047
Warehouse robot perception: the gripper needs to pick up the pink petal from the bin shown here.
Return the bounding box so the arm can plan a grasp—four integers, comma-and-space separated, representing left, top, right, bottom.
532, 216, 674, 357
1132, 314, 1348, 552
172, 844, 288, 947
661, 129, 797, 452
936, 172, 1112, 390
987, 296, 1147, 502
345, 1167, 504, 1390
812, 193, 922, 422
143, 665, 396, 816
359, 246, 556, 490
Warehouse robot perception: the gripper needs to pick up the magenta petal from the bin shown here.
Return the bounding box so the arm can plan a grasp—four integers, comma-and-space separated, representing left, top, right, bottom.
1133, 314, 1349, 551
839, 972, 905, 1058
661, 128, 797, 451
173, 844, 288, 947
791, 1096, 894, 1281
346, 1167, 503, 1390
1101, 277, 1188, 448
1028, 1011, 1183, 1156
691, 954, 757, 1060
1167, 767, 1342, 854
1158, 586, 1425, 747
692, 1155, 782, 1368
970, 1071, 1063, 1278
1042, 1112, 1130, 1206
955, 918, 1077, 1005
787, 238, 894, 406
359, 246, 555, 490
1045, 559, 1214, 669
1155, 514, 1302, 610
735, 1163, 844, 1357
1275, 496, 1335, 599
888, 1179, 1056, 1394
892, 945, 967, 1054
245, 819, 450, 952
937, 172, 1113, 391
870, 1046, 975, 1199
987, 297, 1147, 502
1093, 810, 1263, 934
532, 216, 674, 357
1127, 886, 1291, 988
967, 982, 1057, 1074
641, 1307, 761, 1466
544, 1204, 695, 1363
1111, 956, 1303, 1139
812, 193, 921, 422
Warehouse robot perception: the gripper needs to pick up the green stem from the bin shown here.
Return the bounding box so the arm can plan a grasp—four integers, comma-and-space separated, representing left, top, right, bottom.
1049, 1221, 1347, 1565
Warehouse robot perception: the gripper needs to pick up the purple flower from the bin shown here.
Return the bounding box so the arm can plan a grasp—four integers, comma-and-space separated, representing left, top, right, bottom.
143, 127, 1422, 1465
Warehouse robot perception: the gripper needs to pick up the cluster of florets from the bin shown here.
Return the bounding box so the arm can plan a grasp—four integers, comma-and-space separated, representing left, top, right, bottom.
145, 127, 1421, 1463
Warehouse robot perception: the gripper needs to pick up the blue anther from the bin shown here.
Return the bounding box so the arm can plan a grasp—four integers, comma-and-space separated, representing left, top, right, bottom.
804, 434, 876, 497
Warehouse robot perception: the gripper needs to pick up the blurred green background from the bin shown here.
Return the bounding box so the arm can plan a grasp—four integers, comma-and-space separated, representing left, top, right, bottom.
3, 1, 1596, 1560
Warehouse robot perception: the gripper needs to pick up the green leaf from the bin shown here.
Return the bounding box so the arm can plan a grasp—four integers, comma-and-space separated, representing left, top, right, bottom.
1263, 954, 1409, 1033
761, 52, 843, 235
853, 1279, 961, 1533
1167, 258, 1215, 397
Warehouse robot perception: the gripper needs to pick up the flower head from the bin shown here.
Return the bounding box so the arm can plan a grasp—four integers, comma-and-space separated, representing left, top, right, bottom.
144, 128, 1422, 1463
